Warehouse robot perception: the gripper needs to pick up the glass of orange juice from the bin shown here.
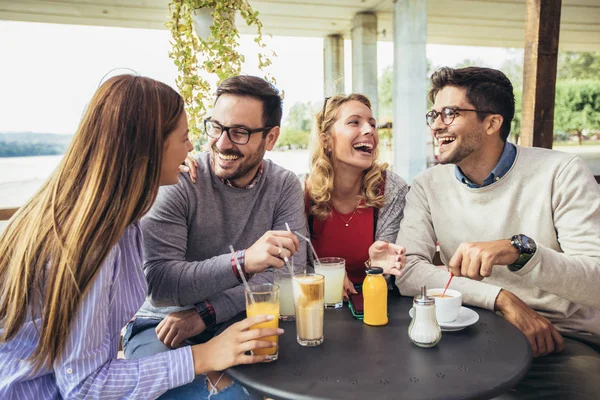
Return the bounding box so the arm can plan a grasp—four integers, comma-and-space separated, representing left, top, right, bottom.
245, 283, 280, 361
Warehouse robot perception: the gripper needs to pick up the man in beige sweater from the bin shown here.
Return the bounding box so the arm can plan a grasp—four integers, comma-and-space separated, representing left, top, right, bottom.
395, 66, 600, 398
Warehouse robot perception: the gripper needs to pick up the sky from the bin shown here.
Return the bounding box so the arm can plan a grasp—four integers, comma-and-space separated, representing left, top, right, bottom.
0, 20, 518, 135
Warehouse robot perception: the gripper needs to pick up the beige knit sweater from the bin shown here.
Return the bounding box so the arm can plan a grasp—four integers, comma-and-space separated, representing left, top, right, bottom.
396, 146, 600, 337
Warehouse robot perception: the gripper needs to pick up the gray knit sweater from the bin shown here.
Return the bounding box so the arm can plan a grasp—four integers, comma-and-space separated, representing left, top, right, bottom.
374, 170, 409, 242
135, 152, 308, 324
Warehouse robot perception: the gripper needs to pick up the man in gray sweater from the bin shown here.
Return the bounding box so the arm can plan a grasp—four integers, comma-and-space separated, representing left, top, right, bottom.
392, 67, 600, 398
123, 76, 307, 398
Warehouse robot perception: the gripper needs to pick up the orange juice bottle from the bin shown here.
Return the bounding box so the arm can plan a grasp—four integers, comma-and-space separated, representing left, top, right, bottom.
363, 267, 388, 326
246, 301, 280, 356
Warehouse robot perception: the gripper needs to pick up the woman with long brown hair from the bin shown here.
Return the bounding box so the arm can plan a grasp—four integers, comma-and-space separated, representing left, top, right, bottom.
305, 93, 409, 297
0, 75, 281, 398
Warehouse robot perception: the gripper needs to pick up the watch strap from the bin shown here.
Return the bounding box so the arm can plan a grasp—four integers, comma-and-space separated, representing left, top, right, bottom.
508, 253, 532, 272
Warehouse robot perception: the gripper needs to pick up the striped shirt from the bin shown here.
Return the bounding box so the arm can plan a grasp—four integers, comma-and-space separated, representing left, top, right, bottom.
0, 223, 195, 399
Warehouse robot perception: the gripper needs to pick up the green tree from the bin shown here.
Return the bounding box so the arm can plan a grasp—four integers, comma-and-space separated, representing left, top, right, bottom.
554, 80, 600, 144
278, 101, 319, 149
558, 52, 600, 80
512, 82, 600, 145
285, 101, 318, 132
277, 128, 311, 149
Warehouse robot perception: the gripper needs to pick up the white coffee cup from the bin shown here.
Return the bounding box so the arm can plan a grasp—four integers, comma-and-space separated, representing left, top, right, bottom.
427, 288, 462, 323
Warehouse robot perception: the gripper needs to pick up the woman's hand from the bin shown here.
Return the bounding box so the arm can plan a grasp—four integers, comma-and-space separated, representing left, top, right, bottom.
190, 315, 283, 375
343, 273, 358, 301
368, 241, 406, 277
179, 154, 198, 183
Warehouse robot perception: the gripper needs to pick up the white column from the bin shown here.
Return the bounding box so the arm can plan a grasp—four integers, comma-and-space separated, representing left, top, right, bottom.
392, 0, 428, 183
323, 34, 345, 96
351, 12, 378, 118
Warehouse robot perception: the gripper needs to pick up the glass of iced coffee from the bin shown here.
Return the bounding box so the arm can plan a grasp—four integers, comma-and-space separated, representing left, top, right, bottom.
292, 273, 324, 346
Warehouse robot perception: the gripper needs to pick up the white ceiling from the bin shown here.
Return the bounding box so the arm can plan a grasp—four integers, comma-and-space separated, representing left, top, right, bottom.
1, 0, 599, 51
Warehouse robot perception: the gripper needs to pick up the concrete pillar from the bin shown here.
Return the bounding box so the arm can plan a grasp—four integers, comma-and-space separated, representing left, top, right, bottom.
351, 12, 378, 118
323, 34, 345, 96
392, 0, 428, 183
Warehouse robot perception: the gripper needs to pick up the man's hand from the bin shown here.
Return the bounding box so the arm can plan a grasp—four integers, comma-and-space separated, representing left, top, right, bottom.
156, 309, 206, 348
190, 314, 284, 375
495, 290, 564, 358
244, 231, 300, 274
368, 241, 406, 277
448, 240, 519, 280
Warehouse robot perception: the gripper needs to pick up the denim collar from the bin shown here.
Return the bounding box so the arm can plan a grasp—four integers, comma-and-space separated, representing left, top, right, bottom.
455, 141, 516, 188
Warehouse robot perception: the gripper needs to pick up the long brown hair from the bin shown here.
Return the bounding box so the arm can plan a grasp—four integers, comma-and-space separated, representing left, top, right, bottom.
0, 75, 184, 370
307, 93, 388, 220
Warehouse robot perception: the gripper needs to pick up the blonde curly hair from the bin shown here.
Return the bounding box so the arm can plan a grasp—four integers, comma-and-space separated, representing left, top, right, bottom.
307, 93, 388, 221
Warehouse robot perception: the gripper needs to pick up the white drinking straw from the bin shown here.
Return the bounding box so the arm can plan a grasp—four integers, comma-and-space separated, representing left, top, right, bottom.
278, 242, 294, 276
294, 230, 321, 273
282, 223, 295, 277
229, 245, 255, 304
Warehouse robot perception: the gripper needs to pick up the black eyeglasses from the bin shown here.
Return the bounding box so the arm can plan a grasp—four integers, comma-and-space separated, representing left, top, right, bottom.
204, 119, 273, 145
425, 107, 497, 127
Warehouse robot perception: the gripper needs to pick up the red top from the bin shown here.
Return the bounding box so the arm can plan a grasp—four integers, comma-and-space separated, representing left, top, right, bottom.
311, 205, 375, 285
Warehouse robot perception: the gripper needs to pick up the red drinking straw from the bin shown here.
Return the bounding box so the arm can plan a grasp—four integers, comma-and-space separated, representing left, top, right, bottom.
442, 272, 454, 297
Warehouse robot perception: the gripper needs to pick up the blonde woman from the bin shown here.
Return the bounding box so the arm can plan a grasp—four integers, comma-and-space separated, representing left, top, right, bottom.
0, 75, 281, 399
306, 94, 409, 297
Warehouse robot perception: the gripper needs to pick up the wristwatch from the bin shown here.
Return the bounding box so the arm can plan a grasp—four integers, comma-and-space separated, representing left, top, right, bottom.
508, 234, 537, 272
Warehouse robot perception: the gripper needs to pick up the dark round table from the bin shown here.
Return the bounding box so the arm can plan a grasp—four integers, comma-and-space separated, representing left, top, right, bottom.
228, 294, 532, 400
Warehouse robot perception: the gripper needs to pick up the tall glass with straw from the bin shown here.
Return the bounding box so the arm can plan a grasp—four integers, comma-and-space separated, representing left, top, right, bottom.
244, 283, 280, 360
274, 223, 297, 321
231, 245, 280, 361
295, 230, 345, 309
291, 229, 325, 346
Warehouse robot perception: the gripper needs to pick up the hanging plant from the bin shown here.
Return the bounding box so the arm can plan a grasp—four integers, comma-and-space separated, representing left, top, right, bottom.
167, 0, 275, 145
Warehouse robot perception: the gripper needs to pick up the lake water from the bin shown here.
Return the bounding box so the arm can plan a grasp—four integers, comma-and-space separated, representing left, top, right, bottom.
1, 145, 599, 209
0, 151, 311, 208
0, 155, 64, 208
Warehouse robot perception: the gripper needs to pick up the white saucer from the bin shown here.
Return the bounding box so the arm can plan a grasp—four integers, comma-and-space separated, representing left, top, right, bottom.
409, 306, 479, 331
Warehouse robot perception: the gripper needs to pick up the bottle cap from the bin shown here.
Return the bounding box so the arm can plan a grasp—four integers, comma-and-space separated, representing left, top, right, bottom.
413, 285, 434, 306
366, 267, 384, 274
